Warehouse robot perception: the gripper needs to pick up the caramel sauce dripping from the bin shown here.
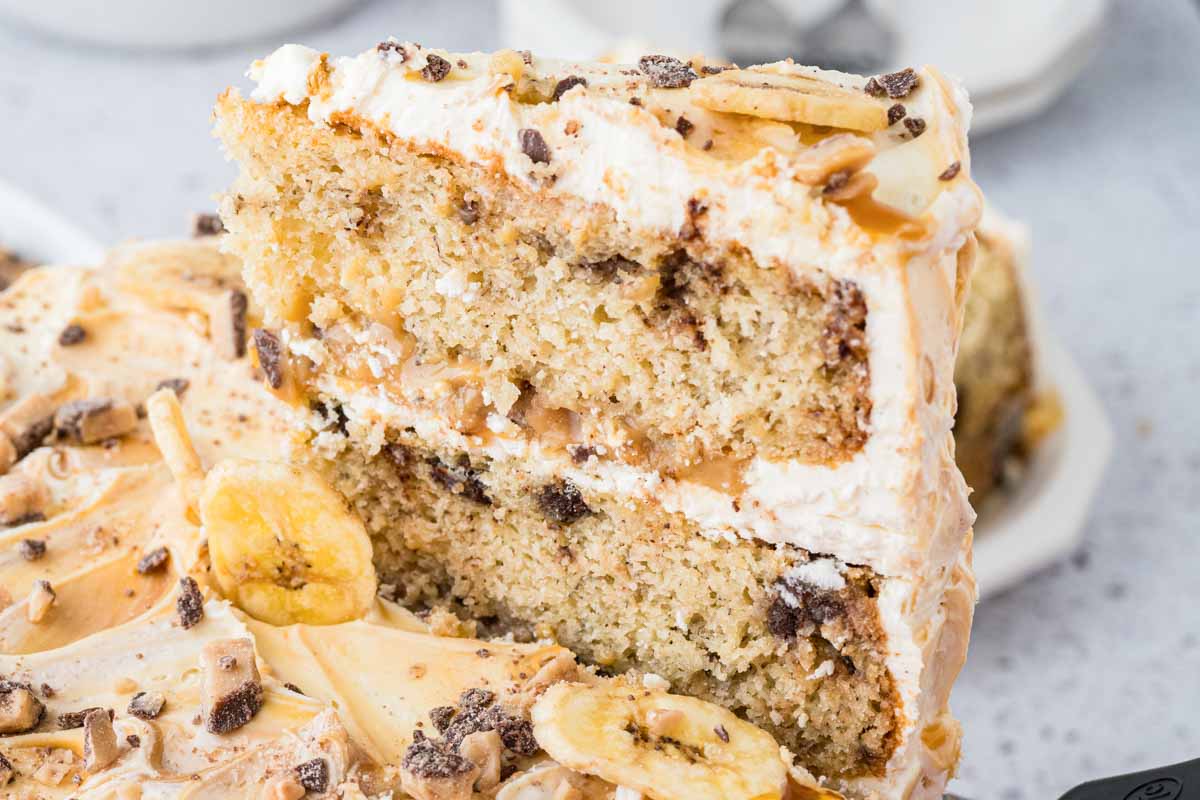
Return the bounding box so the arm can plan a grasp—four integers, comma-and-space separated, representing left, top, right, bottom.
675, 454, 751, 496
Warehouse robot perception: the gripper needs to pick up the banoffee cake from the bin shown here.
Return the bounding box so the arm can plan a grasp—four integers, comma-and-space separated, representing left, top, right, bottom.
0, 242, 844, 800
215, 43, 982, 799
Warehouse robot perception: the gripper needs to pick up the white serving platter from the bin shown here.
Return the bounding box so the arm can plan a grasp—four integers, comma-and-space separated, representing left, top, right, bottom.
0, 179, 102, 265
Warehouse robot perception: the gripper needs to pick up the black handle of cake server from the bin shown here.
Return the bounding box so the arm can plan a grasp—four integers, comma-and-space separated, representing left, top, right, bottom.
1057, 757, 1200, 800
944, 756, 1200, 800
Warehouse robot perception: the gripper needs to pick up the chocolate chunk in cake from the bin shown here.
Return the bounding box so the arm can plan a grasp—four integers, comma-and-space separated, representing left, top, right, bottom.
57, 324, 86, 347
252, 329, 286, 389
427, 455, 491, 505
83, 708, 120, 771
295, 758, 330, 793
864, 68, 919, 99
177, 576, 205, 629
638, 55, 698, 88
211, 288, 249, 360
0, 682, 44, 734
136, 546, 170, 574
19, 538, 46, 561
54, 399, 138, 445
128, 691, 166, 720
535, 480, 592, 525
191, 212, 226, 237
518, 128, 551, 164
201, 638, 263, 734
766, 575, 846, 640
552, 75, 587, 101
421, 54, 452, 82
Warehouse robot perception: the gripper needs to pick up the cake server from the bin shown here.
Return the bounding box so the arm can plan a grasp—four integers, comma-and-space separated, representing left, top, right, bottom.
946, 755, 1200, 799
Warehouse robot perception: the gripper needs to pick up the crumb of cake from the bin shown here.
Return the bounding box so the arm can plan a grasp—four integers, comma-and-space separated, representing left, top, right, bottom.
19, 538, 46, 561
128, 691, 166, 720
54, 398, 138, 445
201, 638, 264, 734
136, 546, 170, 574
57, 323, 86, 347
0, 682, 45, 734
177, 576, 204, 629
83, 707, 120, 771
27, 579, 56, 623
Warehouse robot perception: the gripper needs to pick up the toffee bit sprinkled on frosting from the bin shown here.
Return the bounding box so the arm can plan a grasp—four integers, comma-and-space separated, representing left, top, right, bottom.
519, 49, 533, 65
136, 546, 170, 574
0, 751, 12, 785
128, 691, 166, 720
675, 115, 694, 138
865, 67, 919, 99
551, 75, 588, 101
376, 40, 410, 61
824, 170, 851, 195
83, 707, 120, 771
402, 729, 476, 779
19, 538, 46, 561
295, 758, 330, 793
58, 706, 109, 730
887, 103, 906, 125
54, 398, 138, 444
629, 96, 643, 107
126, 734, 141, 748
938, 161, 962, 181
202, 638, 263, 734
638, 55, 698, 88
283, 682, 304, 695
211, 288, 249, 360
903, 117, 927, 138
57, 324, 86, 347
421, 54, 452, 82
191, 213, 226, 237
177, 576, 204, 629
252, 328, 286, 390
0, 682, 44, 734
700, 64, 730, 74
714, 724, 730, 742
155, 377, 190, 397
429, 705, 456, 733
518, 128, 551, 164
27, 579, 55, 623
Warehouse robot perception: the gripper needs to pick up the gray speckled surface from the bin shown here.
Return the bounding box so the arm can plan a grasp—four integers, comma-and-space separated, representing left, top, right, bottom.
0, 1, 1197, 797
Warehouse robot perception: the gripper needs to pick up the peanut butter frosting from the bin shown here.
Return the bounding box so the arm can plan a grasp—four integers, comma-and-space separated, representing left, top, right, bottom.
0, 243, 857, 799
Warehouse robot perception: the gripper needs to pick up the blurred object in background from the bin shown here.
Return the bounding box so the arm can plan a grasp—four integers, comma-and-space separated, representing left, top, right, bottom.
0, 0, 360, 49
502, 0, 1108, 134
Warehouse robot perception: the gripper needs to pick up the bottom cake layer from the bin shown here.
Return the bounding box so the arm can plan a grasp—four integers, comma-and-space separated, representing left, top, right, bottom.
302, 404, 904, 782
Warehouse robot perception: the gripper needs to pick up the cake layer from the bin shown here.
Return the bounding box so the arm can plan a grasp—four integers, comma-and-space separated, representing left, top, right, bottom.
216, 44, 982, 577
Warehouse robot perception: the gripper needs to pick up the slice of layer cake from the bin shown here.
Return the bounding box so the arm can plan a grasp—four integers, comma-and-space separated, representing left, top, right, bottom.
215, 43, 982, 799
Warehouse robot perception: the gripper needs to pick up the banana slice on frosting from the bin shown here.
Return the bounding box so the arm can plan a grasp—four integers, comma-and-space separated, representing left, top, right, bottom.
692, 68, 890, 131
200, 459, 377, 626
531, 682, 788, 800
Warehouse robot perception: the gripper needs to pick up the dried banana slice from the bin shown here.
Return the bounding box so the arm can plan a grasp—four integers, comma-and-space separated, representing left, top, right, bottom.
200, 459, 376, 626
692, 68, 890, 132
531, 683, 787, 800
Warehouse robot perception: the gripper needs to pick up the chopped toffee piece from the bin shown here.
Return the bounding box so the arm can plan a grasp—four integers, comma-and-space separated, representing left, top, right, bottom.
459, 729, 503, 791
295, 757, 330, 794
0, 474, 47, 526
938, 161, 962, 181
519, 128, 551, 164
429, 705, 456, 733
128, 691, 166, 720
201, 638, 263, 734
903, 117, 927, 138
0, 751, 11, 785
401, 729, 478, 783
264, 774, 307, 800
211, 288, 249, 360
136, 546, 170, 574
551, 75, 587, 101
83, 707, 120, 771
191, 212, 226, 237
675, 115, 694, 138
27, 579, 55, 623
824, 170, 851, 195
887, 103, 906, 125
252, 328, 286, 389
18, 538, 46, 561
126, 734, 141, 748
422, 54, 452, 82
377, 40, 410, 61
218, 655, 237, 670
177, 576, 205, 629
535, 480, 593, 525
700, 64, 730, 74
715, 724, 730, 742
864, 67, 919, 99
54, 398, 138, 444
638, 55, 698, 88
57, 324, 86, 347
156, 377, 190, 397
0, 394, 57, 460
58, 706, 109, 730
0, 682, 44, 734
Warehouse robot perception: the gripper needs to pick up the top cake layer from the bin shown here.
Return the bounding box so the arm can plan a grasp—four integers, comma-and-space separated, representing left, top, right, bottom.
223, 43, 981, 578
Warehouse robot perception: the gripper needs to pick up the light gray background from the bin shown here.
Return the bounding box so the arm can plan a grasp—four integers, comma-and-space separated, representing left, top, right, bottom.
1, 2, 1196, 797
